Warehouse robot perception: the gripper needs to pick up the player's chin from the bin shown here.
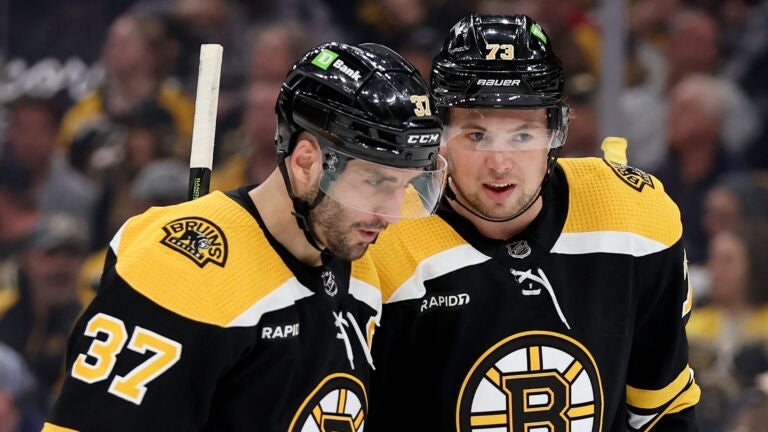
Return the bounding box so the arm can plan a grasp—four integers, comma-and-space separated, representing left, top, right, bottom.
345, 243, 371, 261
476, 200, 524, 220
337, 239, 373, 261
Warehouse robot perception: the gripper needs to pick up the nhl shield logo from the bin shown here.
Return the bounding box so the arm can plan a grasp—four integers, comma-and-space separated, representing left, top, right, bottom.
160, 217, 228, 268
604, 160, 654, 192
506, 240, 531, 259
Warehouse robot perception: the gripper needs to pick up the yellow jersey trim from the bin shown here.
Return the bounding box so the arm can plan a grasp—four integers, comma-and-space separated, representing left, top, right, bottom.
557, 158, 682, 253
112, 192, 304, 327
369, 216, 487, 303
626, 365, 699, 410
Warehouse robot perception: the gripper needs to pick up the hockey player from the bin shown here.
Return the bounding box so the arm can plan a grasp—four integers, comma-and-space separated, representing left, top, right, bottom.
367, 15, 700, 431
42, 42, 446, 431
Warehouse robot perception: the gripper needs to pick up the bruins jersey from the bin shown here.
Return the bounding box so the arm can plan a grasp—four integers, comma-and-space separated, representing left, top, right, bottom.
43, 187, 380, 431
367, 158, 700, 431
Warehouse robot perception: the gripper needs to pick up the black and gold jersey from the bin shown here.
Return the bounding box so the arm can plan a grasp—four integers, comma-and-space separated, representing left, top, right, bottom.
43, 187, 380, 432
367, 158, 701, 431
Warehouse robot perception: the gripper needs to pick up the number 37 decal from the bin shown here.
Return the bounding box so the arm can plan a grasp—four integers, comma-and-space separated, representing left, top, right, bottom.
71, 313, 182, 405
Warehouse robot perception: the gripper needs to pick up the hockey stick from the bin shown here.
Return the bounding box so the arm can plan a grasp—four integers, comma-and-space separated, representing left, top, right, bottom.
188, 44, 223, 200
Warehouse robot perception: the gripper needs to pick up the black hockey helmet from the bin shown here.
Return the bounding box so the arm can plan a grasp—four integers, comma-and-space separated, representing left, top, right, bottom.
275, 42, 448, 249
432, 14, 568, 132
277, 42, 444, 169
433, 15, 568, 222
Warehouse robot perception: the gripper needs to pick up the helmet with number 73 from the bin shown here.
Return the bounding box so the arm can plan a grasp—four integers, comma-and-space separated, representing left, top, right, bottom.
431, 15, 569, 222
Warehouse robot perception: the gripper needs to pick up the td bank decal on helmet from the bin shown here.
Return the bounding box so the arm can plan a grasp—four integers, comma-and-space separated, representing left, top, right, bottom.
160, 217, 228, 268
311, 48, 362, 81
457, 331, 604, 432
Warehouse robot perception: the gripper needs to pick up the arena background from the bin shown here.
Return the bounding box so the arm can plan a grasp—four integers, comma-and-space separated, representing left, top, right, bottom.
0, 0, 766, 430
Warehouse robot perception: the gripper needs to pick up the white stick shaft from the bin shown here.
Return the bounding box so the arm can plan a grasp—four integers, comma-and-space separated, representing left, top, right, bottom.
190, 44, 223, 170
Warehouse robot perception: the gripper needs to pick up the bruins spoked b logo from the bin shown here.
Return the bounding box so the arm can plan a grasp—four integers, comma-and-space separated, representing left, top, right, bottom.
457, 331, 604, 432
289, 373, 368, 432
160, 217, 228, 268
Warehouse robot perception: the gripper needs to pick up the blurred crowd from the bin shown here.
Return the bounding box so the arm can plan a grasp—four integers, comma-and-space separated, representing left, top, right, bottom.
0, 0, 767, 430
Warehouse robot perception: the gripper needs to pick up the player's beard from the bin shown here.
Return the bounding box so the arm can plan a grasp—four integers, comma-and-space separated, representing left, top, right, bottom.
310, 195, 388, 261
450, 175, 540, 221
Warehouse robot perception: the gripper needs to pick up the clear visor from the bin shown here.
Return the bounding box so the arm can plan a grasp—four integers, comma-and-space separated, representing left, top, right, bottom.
444, 108, 566, 152
319, 148, 448, 219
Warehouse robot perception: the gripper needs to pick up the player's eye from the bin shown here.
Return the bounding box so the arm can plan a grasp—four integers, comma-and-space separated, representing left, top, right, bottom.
513, 132, 533, 142
466, 131, 485, 142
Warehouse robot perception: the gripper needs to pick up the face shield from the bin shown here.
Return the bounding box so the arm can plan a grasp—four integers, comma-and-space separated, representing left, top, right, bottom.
318, 147, 448, 219
443, 107, 567, 152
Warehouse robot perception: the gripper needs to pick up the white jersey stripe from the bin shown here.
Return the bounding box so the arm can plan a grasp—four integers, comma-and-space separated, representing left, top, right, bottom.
551, 231, 669, 257
227, 277, 313, 327
350, 277, 383, 323
387, 244, 491, 304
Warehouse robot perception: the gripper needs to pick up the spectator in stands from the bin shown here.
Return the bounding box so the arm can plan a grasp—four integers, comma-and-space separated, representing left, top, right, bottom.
623, 8, 758, 171
246, 22, 311, 83
703, 172, 768, 240
655, 74, 746, 263
687, 223, 768, 430
89, 105, 179, 248
0, 213, 89, 411
59, 14, 193, 167
0, 343, 42, 432
0, 97, 96, 225
0, 188, 37, 261
212, 80, 282, 191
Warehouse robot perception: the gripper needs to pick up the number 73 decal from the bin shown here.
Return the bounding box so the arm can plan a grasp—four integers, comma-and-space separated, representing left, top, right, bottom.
71, 313, 182, 405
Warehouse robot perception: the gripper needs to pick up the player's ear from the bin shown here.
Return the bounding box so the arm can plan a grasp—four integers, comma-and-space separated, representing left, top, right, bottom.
289, 132, 322, 191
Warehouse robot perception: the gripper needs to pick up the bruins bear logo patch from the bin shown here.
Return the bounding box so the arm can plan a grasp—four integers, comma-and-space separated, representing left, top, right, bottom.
604, 159, 654, 192
160, 217, 228, 268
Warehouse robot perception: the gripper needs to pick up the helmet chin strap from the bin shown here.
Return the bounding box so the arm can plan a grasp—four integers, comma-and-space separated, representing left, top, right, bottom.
444, 148, 560, 223
277, 150, 326, 252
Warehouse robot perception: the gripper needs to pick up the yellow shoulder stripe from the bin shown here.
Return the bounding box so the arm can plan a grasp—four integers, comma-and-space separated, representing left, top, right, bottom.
556, 158, 682, 253
369, 216, 489, 303
114, 192, 299, 327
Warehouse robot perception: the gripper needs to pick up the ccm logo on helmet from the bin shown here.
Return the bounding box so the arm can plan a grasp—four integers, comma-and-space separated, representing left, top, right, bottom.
407, 133, 440, 144
476, 79, 521, 86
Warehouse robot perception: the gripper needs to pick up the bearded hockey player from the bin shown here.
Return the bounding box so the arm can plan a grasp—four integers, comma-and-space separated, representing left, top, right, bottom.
43, 42, 446, 431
